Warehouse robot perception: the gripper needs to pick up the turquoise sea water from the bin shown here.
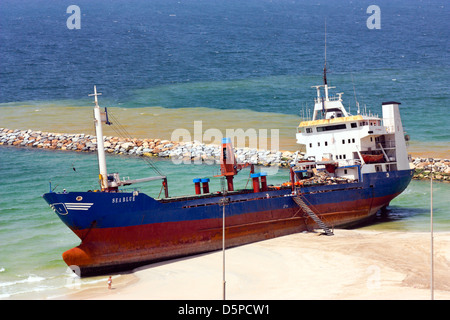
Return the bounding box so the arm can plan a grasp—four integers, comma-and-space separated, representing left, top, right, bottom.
0, 146, 449, 299
0, 0, 449, 299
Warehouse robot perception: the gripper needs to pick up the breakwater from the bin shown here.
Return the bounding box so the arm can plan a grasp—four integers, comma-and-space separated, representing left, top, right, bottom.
1, 128, 449, 182
0, 127, 298, 167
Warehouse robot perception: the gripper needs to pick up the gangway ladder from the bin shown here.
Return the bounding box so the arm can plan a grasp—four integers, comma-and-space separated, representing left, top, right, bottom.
293, 195, 334, 236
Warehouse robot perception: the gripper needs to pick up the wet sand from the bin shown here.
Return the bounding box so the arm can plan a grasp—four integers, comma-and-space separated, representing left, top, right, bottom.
61, 230, 450, 300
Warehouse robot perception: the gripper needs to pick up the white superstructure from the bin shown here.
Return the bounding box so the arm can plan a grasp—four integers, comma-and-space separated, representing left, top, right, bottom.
295, 77, 412, 181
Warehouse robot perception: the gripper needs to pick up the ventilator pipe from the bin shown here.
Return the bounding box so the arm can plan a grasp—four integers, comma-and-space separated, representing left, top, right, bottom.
251, 173, 260, 193
201, 178, 210, 194
193, 178, 201, 195
260, 172, 268, 191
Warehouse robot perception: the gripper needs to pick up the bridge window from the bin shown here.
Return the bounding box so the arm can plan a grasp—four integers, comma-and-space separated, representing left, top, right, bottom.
317, 124, 347, 132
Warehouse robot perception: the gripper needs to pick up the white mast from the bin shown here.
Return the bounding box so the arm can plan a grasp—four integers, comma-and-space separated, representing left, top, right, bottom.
89, 85, 108, 191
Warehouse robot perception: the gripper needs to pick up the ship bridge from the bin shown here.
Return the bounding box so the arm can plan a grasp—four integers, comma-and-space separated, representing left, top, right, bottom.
295, 79, 411, 180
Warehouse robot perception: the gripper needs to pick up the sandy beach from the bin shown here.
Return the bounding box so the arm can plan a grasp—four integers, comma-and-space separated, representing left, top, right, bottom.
61, 229, 450, 300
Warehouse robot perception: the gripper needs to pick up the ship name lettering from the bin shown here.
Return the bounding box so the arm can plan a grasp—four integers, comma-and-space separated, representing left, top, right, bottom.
112, 196, 136, 204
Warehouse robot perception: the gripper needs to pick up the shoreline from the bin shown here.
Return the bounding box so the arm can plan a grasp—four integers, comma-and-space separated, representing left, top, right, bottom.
58, 229, 450, 300
1, 127, 449, 182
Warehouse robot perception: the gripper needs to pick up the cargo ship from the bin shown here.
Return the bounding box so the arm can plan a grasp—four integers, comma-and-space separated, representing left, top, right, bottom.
43, 73, 414, 276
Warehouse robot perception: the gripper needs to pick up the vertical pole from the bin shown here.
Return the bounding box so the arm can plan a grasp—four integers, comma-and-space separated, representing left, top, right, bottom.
91, 86, 108, 191
430, 160, 434, 300
220, 177, 228, 301
222, 198, 226, 300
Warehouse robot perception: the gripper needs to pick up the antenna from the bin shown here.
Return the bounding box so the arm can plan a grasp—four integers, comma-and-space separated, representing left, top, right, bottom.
351, 74, 361, 114
323, 20, 327, 86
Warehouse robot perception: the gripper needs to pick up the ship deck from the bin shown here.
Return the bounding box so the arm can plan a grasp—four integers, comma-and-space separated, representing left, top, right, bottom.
156, 186, 292, 204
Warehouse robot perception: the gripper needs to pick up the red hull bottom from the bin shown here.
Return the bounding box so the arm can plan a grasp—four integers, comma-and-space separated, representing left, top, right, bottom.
63, 193, 398, 277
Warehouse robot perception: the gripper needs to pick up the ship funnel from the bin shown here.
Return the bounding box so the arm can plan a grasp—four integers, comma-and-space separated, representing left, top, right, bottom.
382, 101, 410, 170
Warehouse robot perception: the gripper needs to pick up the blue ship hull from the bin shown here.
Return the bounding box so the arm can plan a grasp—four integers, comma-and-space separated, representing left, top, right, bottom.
43, 169, 413, 276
